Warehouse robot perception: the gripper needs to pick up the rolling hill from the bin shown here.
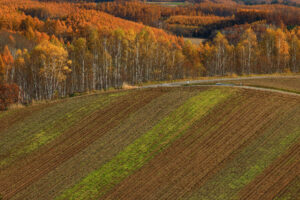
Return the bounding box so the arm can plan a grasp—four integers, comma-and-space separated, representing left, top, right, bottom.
0, 81, 299, 200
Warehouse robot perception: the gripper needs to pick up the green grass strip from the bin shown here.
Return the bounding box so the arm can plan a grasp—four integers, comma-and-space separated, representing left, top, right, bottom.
56, 88, 235, 200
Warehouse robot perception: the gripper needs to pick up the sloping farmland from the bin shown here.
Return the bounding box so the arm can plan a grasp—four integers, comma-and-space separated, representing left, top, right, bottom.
0, 86, 299, 200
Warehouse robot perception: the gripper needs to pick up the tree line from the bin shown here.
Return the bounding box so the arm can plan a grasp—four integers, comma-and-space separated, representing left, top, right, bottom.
1, 25, 299, 105
0, 0, 299, 109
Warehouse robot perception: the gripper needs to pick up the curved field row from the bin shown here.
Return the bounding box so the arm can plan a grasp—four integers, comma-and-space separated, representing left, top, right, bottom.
239, 141, 300, 200
188, 94, 300, 200
0, 92, 128, 169
0, 90, 164, 199
0, 86, 299, 200
103, 90, 300, 200
11, 89, 199, 200
274, 176, 300, 200
0, 104, 47, 134
57, 88, 235, 200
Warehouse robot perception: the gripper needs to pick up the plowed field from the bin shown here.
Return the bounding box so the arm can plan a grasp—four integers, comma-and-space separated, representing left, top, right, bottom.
0, 86, 299, 200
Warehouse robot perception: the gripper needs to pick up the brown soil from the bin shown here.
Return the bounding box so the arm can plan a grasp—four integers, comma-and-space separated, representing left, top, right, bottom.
186, 94, 300, 200
239, 140, 300, 200
1, 87, 299, 200
103, 91, 297, 200
274, 176, 300, 200
0, 104, 48, 137
0, 89, 164, 199
11, 89, 199, 200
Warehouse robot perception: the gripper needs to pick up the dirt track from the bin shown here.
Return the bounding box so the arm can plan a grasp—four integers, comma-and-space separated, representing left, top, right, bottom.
237, 85, 300, 97
141, 75, 300, 97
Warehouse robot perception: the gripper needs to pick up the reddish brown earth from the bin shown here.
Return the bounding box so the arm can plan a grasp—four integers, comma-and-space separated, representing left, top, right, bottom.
239, 141, 300, 200
275, 176, 300, 200
103, 90, 299, 200
1, 87, 299, 200
11, 89, 199, 200
0, 104, 48, 136
0, 90, 164, 199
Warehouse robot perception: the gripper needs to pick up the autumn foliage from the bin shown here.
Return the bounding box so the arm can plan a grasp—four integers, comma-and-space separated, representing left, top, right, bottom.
0, 0, 299, 104
166, 15, 233, 26
82, 1, 300, 37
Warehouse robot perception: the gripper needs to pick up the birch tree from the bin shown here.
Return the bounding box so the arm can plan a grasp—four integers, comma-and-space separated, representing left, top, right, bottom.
32, 40, 69, 99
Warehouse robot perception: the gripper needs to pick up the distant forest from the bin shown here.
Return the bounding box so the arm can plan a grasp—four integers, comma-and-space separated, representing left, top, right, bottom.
38, 1, 300, 38
40, 0, 300, 7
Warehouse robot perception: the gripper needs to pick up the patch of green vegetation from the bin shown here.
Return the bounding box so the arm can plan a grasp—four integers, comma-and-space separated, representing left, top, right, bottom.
56, 88, 235, 200
0, 92, 127, 168
189, 111, 300, 200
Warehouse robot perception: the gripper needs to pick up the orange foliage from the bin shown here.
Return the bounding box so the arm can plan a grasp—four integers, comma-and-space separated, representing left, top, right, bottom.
0, 0, 180, 44
166, 15, 233, 26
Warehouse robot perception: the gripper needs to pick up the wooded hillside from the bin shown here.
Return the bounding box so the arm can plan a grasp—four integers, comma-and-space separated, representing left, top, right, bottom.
0, 0, 299, 107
